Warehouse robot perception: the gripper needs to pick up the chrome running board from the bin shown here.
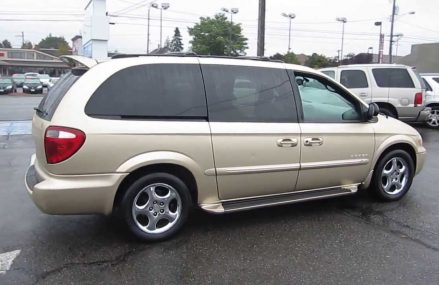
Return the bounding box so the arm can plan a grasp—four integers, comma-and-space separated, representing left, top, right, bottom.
200, 185, 358, 213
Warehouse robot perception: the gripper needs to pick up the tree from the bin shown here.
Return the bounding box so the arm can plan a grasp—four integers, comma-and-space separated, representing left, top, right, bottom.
36, 34, 71, 56
170, 27, 183, 52
188, 13, 248, 56
305, 53, 336, 68
21, 41, 33, 49
1, 39, 12, 48
269, 52, 299, 64
164, 37, 171, 49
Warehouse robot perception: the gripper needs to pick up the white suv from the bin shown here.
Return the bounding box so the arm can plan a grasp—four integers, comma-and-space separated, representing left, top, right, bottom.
320, 64, 430, 122
421, 73, 439, 128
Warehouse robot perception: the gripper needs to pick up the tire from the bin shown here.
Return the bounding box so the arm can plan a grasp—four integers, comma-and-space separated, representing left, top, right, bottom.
120, 172, 191, 241
370, 149, 414, 201
379, 107, 397, 118
425, 107, 439, 129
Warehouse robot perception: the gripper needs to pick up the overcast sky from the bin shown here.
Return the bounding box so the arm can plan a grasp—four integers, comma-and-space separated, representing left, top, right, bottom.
0, 0, 438, 58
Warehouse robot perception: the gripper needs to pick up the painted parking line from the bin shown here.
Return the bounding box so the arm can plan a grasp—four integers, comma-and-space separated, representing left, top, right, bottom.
0, 121, 32, 136
0, 249, 21, 275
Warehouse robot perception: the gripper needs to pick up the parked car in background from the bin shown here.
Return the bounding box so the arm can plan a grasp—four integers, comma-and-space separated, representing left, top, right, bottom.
0, 78, 14, 94
421, 73, 439, 128
22, 78, 43, 94
38, 74, 51, 88
320, 64, 430, 123
12, 74, 25, 89
24, 72, 40, 78
48, 77, 59, 89
25, 55, 426, 241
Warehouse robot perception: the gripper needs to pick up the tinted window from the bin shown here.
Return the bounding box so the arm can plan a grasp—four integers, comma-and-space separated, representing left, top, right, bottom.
340, 70, 368, 88
202, 65, 297, 123
321, 70, 335, 79
372, 68, 415, 88
433, 78, 439, 84
295, 72, 362, 123
38, 72, 80, 120
85, 64, 207, 119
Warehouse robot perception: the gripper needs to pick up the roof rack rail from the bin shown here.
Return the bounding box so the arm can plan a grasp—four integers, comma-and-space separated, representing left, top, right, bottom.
111, 53, 284, 63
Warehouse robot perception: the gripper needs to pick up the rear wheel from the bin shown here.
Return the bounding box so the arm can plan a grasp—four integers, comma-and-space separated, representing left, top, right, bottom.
370, 150, 414, 201
120, 172, 191, 241
425, 108, 439, 129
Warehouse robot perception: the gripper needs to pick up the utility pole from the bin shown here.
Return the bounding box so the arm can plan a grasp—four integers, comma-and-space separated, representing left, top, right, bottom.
281, 13, 296, 53
257, 0, 265, 56
16, 32, 24, 47
389, 0, 396, 63
221, 8, 239, 56
336, 17, 347, 62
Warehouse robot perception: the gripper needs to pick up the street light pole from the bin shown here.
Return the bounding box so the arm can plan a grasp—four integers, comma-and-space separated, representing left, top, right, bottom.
336, 17, 347, 62
221, 8, 239, 56
159, 3, 170, 48
374, 21, 383, 63
389, 0, 397, 63
147, 2, 158, 53
281, 13, 296, 53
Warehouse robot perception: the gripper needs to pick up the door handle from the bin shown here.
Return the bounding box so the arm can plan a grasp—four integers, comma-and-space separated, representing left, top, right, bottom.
304, 137, 324, 146
359, 92, 368, 97
277, 138, 298, 147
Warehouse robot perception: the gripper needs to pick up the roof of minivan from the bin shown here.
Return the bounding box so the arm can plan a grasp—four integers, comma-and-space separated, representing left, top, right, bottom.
85, 55, 318, 74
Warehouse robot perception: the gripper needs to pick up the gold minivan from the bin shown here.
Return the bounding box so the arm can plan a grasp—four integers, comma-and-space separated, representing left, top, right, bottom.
25, 55, 426, 241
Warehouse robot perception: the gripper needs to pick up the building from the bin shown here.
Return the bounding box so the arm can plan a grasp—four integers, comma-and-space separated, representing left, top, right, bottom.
72, 35, 83, 56
398, 42, 439, 73
0, 48, 69, 76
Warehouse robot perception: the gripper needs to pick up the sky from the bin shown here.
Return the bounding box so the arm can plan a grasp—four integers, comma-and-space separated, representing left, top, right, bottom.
0, 0, 438, 59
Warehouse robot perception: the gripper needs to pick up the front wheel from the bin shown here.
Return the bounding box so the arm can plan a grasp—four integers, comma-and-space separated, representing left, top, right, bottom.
370, 150, 414, 201
120, 173, 191, 241
425, 108, 439, 129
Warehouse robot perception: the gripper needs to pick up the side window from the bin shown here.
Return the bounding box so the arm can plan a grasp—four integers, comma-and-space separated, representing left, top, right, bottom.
295, 72, 362, 123
202, 65, 297, 123
433, 78, 439, 84
321, 70, 335, 79
85, 64, 207, 118
372, 68, 415, 88
340, 70, 369, 88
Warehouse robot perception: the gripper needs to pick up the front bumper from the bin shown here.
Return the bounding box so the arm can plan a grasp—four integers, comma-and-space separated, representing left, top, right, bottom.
415, 149, 426, 175
25, 154, 127, 215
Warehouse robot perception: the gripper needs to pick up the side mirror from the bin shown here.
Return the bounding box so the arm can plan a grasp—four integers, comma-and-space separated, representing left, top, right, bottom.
367, 103, 380, 120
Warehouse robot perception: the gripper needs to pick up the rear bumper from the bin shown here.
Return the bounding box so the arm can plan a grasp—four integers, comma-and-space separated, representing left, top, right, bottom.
397, 106, 431, 122
25, 154, 127, 215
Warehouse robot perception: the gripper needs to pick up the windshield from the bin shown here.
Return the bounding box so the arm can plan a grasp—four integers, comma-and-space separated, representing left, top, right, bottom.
39, 74, 50, 79
24, 79, 41, 84
0, 79, 12, 84
13, 74, 25, 79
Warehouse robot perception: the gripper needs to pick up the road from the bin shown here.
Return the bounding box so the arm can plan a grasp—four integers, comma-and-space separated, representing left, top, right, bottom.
0, 95, 42, 121
0, 97, 438, 284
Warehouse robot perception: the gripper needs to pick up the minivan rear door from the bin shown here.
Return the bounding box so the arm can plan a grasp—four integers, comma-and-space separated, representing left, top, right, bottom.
200, 59, 301, 201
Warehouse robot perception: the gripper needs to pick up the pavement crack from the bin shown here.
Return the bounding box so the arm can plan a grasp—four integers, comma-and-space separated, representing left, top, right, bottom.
32, 247, 145, 284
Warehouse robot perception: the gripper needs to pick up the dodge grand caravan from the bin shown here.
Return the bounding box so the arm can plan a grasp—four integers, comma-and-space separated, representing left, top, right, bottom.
25, 55, 426, 241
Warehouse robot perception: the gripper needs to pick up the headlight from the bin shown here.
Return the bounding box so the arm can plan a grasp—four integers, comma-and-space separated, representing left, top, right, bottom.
37, 86, 42, 89
23, 85, 28, 89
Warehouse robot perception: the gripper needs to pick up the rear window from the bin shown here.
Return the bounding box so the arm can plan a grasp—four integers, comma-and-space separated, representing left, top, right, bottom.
37, 72, 80, 120
422, 79, 432, 92
85, 64, 207, 119
372, 68, 415, 88
434, 78, 439, 84
340, 70, 369, 88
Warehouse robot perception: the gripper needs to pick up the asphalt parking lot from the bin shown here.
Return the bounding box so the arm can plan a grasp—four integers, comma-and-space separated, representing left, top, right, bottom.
0, 95, 438, 284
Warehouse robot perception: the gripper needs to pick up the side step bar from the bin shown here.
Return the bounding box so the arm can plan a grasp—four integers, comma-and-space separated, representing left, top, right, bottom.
201, 185, 358, 213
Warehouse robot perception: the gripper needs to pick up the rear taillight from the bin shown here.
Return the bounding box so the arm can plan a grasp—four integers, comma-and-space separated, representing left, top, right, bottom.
414, 92, 423, 107
44, 126, 86, 164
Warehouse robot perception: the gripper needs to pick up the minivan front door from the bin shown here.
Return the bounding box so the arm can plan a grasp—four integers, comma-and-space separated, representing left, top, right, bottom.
292, 71, 375, 191
200, 59, 301, 200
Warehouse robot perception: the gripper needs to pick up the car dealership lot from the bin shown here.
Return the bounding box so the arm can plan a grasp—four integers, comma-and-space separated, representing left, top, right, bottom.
0, 96, 439, 284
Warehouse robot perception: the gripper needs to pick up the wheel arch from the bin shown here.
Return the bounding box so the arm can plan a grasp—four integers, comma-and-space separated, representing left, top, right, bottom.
375, 102, 398, 118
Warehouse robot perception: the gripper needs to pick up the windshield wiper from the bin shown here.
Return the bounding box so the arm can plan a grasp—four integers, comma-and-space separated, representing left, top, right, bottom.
34, 107, 48, 116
